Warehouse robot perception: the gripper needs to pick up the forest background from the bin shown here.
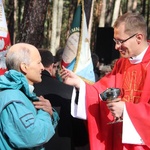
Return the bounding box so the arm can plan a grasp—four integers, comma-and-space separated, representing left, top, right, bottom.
3, 0, 150, 60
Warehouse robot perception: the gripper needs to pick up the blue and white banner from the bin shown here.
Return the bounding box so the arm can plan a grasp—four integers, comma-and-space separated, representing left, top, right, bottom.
62, 1, 95, 83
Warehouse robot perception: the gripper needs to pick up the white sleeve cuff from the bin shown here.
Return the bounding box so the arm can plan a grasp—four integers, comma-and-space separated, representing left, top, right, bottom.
122, 105, 144, 144
71, 80, 87, 120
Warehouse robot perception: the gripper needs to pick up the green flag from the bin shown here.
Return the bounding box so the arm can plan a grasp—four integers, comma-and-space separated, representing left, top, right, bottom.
62, 1, 95, 83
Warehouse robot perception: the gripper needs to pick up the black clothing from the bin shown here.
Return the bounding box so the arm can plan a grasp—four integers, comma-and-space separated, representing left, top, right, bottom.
34, 70, 89, 150
94, 67, 100, 81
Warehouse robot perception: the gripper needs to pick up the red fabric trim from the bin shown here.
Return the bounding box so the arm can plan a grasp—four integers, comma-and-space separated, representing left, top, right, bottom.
61, 60, 69, 68
0, 69, 7, 75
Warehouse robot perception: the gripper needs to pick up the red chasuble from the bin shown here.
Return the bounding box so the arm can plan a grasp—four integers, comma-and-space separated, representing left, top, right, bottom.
85, 46, 150, 150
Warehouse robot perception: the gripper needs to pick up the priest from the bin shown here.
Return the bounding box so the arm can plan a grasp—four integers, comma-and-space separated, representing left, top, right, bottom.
60, 12, 150, 150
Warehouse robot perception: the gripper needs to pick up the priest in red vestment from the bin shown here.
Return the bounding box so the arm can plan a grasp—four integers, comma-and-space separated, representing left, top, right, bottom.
60, 12, 150, 150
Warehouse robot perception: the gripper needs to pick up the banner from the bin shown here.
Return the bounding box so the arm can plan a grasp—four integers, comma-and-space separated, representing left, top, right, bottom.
0, 0, 11, 75
62, 0, 95, 83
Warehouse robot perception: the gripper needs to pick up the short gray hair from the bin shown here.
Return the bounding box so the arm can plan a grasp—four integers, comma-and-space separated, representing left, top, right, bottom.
6, 46, 31, 71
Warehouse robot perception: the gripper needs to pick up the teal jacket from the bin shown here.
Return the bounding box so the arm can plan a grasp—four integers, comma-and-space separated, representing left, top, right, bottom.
0, 70, 59, 150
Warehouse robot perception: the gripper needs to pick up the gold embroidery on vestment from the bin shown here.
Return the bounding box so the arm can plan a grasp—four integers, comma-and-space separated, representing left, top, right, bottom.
122, 70, 144, 103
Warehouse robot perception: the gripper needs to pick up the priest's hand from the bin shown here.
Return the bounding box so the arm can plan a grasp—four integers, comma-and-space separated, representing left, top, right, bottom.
107, 98, 125, 118
60, 66, 82, 89
33, 96, 53, 116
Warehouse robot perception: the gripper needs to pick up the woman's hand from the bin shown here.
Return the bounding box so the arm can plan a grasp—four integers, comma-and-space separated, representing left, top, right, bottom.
33, 96, 53, 116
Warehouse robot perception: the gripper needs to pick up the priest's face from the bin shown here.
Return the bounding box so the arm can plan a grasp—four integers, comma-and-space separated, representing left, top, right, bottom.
113, 23, 139, 58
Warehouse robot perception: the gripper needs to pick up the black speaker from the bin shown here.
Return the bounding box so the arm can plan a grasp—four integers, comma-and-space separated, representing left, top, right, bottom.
95, 27, 119, 64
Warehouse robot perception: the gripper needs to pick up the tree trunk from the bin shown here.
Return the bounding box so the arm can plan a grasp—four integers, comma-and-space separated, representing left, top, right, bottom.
132, 0, 137, 12
106, 0, 115, 27
84, 0, 92, 27
99, 0, 106, 27
111, 0, 121, 27
50, 0, 58, 55
127, 0, 137, 12
18, 0, 49, 48
142, 0, 146, 17
55, 0, 63, 54
88, 0, 95, 44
